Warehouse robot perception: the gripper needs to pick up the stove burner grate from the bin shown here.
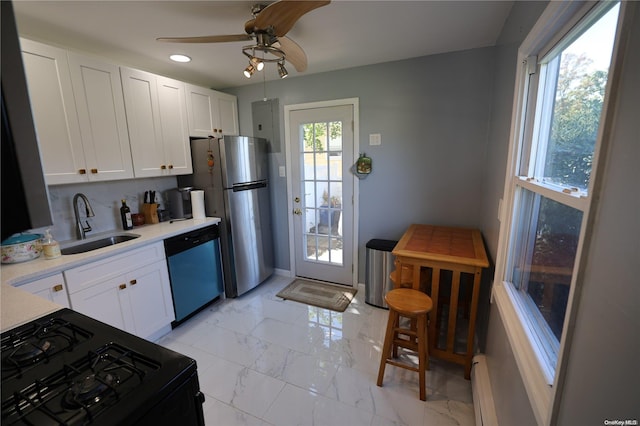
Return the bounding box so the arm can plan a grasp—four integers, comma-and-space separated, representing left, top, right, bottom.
1, 342, 160, 425
1, 318, 93, 382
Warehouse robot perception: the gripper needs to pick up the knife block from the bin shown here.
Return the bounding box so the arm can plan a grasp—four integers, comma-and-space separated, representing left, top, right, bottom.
142, 203, 159, 224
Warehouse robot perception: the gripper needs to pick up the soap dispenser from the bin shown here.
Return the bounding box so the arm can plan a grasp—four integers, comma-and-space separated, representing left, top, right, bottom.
42, 228, 61, 259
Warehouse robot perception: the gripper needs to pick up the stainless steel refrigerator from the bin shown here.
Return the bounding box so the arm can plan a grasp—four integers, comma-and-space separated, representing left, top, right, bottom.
179, 136, 274, 297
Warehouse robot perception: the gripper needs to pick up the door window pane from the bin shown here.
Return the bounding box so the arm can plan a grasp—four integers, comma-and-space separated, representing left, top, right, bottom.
299, 119, 344, 266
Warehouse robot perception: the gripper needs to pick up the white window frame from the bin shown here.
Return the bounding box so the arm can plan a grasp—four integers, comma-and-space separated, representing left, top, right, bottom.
492, 1, 629, 424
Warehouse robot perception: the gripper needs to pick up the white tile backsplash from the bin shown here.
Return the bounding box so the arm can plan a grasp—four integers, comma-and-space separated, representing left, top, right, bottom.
37, 176, 178, 242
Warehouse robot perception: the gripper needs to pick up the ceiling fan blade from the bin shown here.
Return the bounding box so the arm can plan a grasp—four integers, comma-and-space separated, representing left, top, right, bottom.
275, 36, 307, 72
156, 34, 252, 43
254, 0, 330, 37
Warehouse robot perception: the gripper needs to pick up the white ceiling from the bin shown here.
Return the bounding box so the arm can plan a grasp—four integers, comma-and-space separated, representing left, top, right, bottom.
13, 1, 514, 89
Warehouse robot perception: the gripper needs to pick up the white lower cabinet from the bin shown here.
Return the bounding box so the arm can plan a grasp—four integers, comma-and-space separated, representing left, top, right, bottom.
64, 242, 175, 340
15, 273, 71, 308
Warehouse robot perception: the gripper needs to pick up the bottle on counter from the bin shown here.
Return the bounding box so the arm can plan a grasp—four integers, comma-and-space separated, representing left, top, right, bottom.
120, 199, 133, 230
42, 228, 61, 259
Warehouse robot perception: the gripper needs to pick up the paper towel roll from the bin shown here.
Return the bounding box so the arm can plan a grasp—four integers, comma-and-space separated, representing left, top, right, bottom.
191, 190, 206, 219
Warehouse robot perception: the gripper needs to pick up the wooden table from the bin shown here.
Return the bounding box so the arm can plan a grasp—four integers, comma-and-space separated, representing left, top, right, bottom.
392, 224, 489, 379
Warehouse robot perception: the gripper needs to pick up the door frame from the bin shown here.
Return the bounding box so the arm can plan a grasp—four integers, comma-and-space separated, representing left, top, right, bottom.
284, 98, 360, 287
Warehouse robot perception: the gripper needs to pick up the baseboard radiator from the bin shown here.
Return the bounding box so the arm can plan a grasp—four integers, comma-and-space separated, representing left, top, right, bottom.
471, 354, 499, 426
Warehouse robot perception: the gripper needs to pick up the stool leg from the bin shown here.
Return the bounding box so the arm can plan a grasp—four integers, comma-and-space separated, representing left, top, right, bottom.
417, 314, 427, 401
377, 310, 397, 387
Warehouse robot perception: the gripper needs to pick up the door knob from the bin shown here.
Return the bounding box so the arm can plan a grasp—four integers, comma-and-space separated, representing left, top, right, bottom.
294, 197, 300, 203
293, 208, 302, 215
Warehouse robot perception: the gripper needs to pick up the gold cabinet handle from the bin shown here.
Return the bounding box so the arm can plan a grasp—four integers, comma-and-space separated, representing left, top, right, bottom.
79, 169, 87, 175
119, 283, 127, 290
130, 279, 137, 285
160, 165, 167, 170
90, 168, 98, 174
168, 164, 174, 169
53, 284, 64, 292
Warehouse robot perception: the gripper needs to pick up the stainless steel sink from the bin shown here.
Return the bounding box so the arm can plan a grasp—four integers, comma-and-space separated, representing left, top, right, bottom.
61, 233, 140, 255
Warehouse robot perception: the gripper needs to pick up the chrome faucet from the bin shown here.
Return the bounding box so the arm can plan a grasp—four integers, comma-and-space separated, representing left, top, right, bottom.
73, 193, 95, 240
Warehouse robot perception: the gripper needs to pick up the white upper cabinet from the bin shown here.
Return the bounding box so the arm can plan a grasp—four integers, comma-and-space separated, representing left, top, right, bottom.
121, 67, 192, 177
216, 91, 239, 136
185, 84, 239, 138
20, 39, 133, 184
157, 76, 192, 174
67, 53, 133, 181
21, 39, 84, 184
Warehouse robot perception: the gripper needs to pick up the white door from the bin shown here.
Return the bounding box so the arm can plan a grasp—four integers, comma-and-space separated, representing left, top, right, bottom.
289, 104, 355, 285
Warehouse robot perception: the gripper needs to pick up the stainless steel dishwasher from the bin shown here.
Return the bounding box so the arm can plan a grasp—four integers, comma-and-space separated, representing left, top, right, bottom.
164, 224, 224, 326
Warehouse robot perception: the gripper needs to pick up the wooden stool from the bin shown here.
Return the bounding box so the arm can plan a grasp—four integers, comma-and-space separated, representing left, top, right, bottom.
376, 288, 433, 401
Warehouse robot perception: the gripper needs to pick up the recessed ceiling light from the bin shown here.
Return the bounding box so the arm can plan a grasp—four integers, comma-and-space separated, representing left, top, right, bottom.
169, 54, 191, 63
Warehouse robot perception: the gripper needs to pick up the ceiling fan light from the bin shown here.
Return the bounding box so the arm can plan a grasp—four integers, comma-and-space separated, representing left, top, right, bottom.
250, 56, 265, 71
243, 64, 256, 78
278, 62, 288, 79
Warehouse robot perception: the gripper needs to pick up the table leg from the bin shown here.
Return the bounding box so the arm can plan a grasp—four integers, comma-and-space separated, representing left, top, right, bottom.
464, 268, 482, 379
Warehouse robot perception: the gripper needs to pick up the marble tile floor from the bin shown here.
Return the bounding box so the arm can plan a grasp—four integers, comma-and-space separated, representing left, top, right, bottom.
157, 275, 476, 426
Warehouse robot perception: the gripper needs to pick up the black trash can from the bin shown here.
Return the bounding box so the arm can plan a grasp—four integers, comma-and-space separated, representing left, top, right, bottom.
365, 239, 398, 308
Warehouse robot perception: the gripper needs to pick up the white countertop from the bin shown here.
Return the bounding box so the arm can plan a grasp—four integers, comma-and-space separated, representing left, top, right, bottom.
0, 217, 220, 332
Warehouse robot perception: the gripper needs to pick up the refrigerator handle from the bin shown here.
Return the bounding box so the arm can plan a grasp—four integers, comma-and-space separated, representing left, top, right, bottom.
232, 180, 268, 192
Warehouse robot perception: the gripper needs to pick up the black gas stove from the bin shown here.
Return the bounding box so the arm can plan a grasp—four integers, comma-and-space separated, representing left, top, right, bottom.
1, 309, 205, 425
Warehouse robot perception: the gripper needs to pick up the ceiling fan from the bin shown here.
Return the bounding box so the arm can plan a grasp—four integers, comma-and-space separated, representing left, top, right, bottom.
157, 0, 330, 78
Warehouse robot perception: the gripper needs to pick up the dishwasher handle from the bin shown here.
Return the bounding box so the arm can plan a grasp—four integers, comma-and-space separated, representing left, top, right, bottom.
164, 224, 219, 257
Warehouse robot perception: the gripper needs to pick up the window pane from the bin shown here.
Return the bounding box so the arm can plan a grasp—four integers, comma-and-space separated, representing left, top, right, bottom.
538, 4, 619, 191
511, 189, 582, 342
328, 121, 342, 152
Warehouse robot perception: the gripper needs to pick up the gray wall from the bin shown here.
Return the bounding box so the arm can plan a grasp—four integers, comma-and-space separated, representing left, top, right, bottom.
479, 2, 546, 425
227, 48, 496, 277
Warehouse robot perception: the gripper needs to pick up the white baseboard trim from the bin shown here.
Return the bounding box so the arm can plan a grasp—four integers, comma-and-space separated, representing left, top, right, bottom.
274, 268, 293, 277
471, 354, 499, 426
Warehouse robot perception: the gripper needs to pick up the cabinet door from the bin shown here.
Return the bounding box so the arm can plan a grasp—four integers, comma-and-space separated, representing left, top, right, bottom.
157, 76, 192, 175
216, 91, 239, 136
185, 83, 219, 138
17, 273, 70, 308
20, 39, 86, 185
70, 275, 133, 332
126, 260, 175, 339
67, 53, 134, 181
120, 67, 165, 177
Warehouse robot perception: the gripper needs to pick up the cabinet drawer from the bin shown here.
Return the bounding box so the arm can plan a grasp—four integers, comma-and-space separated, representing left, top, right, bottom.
64, 242, 165, 294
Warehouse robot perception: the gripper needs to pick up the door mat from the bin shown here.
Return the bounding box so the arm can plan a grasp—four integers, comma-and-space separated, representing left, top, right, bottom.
276, 279, 357, 312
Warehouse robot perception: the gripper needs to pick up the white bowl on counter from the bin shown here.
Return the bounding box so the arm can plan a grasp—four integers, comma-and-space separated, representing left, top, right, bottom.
1, 233, 44, 264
